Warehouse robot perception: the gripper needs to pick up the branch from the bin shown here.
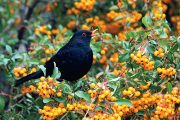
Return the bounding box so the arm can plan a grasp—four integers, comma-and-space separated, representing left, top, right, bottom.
17, 0, 40, 40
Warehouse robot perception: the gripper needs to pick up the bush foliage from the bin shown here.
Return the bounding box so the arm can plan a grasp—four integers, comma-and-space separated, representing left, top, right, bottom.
0, 0, 179, 120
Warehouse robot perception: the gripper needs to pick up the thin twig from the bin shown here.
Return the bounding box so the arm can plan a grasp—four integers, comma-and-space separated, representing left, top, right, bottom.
84, 97, 96, 119
60, 112, 68, 120
18, 0, 40, 40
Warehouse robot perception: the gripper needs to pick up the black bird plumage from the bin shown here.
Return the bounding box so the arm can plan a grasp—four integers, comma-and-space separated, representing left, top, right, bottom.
15, 30, 93, 86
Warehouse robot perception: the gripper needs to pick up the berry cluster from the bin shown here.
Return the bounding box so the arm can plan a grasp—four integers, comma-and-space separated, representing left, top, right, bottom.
67, 7, 79, 14
38, 105, 66, 120
13, 67, 27, 78
88, 83, 117, 102
110, 53, 119, 63
13, 67, 37, 78
139, 82, 151, 90
112, 104, 129, 118
36, 77, 58, 98
67, 20, 76, 29
35, 25, 52, 39
154, 88, 180, 119
67, 0, 96, 14
107, 10, 119, 21
122, 87, 141, 98
130, 51, 154, 70
66, 103, 95, 111
39, 102, 96, 120
122, 90, 179, 119
40, 57, 51, 64
152, 1, 167, 20
34, 25, 67, 40
74, 0, 96, 12
154, 48, 164, 57
157, 67, 176, 78
171, 16, 180, 31
118, 32, 126, 41
84, 112, 122, 120
21, 85, 36, 94
112, 62, 127, 77
44, 48, 56, 55
84, 16, 106, 32
99, 47, 108, 64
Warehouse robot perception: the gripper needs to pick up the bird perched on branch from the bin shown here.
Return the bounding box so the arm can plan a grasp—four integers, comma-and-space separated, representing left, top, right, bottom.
15, 30, 96, 86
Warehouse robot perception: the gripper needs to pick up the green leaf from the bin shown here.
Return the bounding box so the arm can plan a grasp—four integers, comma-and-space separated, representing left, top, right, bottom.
137, 81, 147, 86
146, 45, 155, 54
5, 45, 12, 54
63, 84, 72, 94
136, 111, 145, 116
115, 99, 132, 106
26, 93, 32, 99
170, 43, 179, 53
94, 106, 104, 111
167, 53, 173, 62
142, 16, 152, 28
122, 41, 130, 50
2, 58, 9, 65
0, 96, 5, 113
149, 40, 157, 45
54, 97, 66, 103
167, 82, 172, 94
114, 16, 123, 21
38, 65, 46, 76
154, 60, 163, 67
52, 62, 61, 79
159, 40, 168, 50
75, 91, 91, 102
74, 80, 83, 91
109, 5, 119, 10
125, 31, 136, 40
43, 98, 54, 103
119, 53, 130, 62
12, 53, 22, 61
131, 73, 141, 78
159, 29, 168, 39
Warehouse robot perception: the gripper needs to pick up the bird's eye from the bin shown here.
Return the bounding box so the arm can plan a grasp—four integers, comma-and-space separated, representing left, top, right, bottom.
82, 33, 87, 37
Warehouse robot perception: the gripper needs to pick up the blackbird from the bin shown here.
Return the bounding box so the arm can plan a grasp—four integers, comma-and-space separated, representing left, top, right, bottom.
15, 30, 94, 86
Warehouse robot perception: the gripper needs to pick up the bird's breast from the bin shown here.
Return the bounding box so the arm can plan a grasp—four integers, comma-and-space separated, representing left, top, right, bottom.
58, 46, 93, 81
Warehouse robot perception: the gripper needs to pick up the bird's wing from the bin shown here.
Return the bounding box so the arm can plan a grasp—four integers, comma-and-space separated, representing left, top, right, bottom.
44, 47, 78, 76
44, 48, 65, 76
44, 46, 91, 76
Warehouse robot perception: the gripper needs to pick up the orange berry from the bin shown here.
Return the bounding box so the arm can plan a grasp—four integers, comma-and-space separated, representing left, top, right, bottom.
154, 51, 159, 56
158, 48, 163, 53
90, 83, 96, 89
14, 72, 20, 77
159, 53, 164, 57
134, 91, 141, 97
110, 96, 117, 101
128, 87, 135, 92
40, 76, 46, 81
31, 67, 37, 73
101, 50, 106, 55
68, 95, 73, 99
130, 53, 135, 58
57, 92, 62, 97
157, 68, 162, 73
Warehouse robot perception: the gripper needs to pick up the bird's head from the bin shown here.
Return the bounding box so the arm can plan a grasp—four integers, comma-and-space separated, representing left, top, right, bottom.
70, 30, 96, 46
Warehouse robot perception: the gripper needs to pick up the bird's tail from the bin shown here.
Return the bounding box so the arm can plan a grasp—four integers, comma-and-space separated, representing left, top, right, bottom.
15, 70, 44, 87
